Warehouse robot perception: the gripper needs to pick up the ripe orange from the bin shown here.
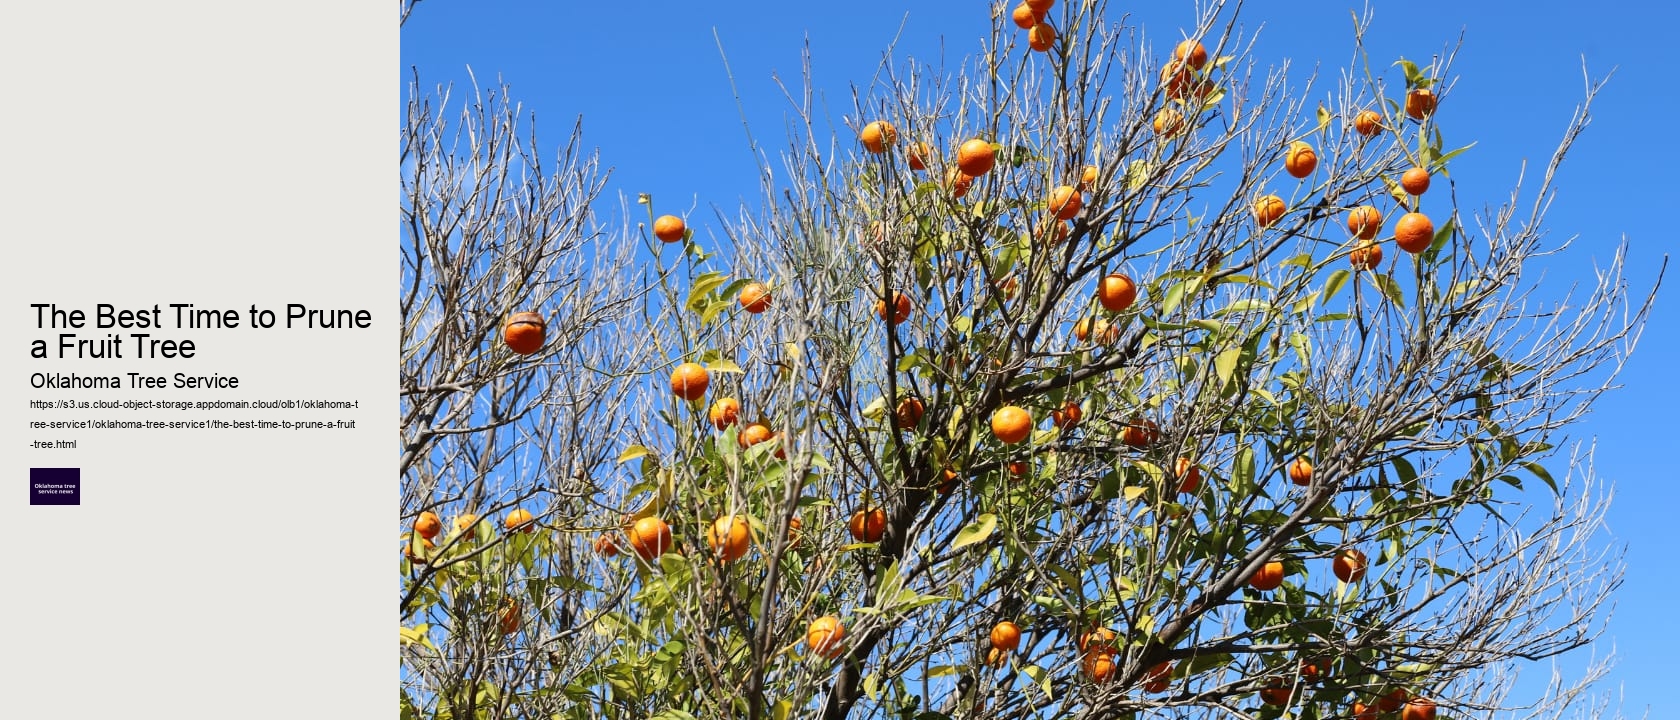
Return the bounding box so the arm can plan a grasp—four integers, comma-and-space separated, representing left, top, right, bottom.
1037, 217, 1070, 245
1073, 317, 1118, 344
860, 120, 897, 153
894, 396, 925, 429
738, 282, 772, 313
849, 507, 887, 542
628, 516, 673, 560
504, 508, 536, 533
1299, 659, 1322, 682
709, 397, 742, 430
502, 311, 546, 355
669, 362, 710, 401
1008, 461, 1030, 478
906, 141, 932, 171
1159, 60, 1193, 99
945, 167, 974, 198
807, 615, 847, 658
738, 422, 774, 449
1284, 141, 1318, 179
990, 621, 1022, 652
404, 535, 435, 564
593, 533, 620, 557
1346, 205, 1383, 240
876, 291, 912, 325
1352, 702, 1379, 720
1153, 106, 1187, 138
1051, 400, 1083, 430
1048, 185, 1082, 220
1028, 22, 1056, 52
1350, 241, 1384, 271
452, 513, 479, 538
1259, 678, 1292, 706
1144, 661, 1173, 693
991, 406, 1034, 444
1121, 417, 1159, 448
1353, 109, 1384, 137
786, 515, 804, 549
1082, 651, 1118, 682
1394, 212, 1435, 254
1401, 167, 1431, 195
499, 598, 521, 635
706, 514, 752, 562
1079, 626, 1118, 653
1174, 38, 1209, 70
769, 431, 790, 460
957, 139, 996, 177
1249, 560, 1285, 591
415, 511, 442, 540
653, 214, 686, 243
1079, 164, 1100, 191
1010, 3, 1041, 29
1174, 457, 1202, 494
1402, 697, 1437, 720
1097, 273, 1137, 312
937, 467, 960, 495
1333, 548, 1368, 583
1024, 0, 1054, 12
1252, 194, 1286, 227
1288, 457, 1313, 486
1405, 88, 1437, 120
1379, 689, 1409, 713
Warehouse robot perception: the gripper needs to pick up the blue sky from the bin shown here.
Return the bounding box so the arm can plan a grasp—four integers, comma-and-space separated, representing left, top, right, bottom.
402, 1, 1678, 714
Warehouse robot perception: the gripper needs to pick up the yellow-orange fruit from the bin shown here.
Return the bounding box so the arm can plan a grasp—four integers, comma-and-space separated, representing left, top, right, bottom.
1079, 164, 1099, 191
1333, 548, 1368, 583
894, 396, 925, 429
404, 535, 435, 564
1010, 3, 1041, 29
503, 311, 546, 355
1051, 400, 1083, 430
1350, 241, 1384, 271
1401, 167, 1431, 195
414, 511, 442, 540
1082, 651, 1118, 682
738, 422, 774, 450
1260, 678, 1291, 706
1346, 205, 1383, 240
504, 508, 536, 533
1048, 185, 1082, 220
653, 214, 686, 243
991, 406, 1034, 444
628, 516, 673, 561
593, 533, 620, 557
1173, 39, 1209, 70
706, 514, 752, 562
907, 141, 932, 171
1402, 697, 1437, 720
669, 362, 710, 401
957, 139, 996, 177
1353, 110, 1384, 137
849, 508, 886, 543
1252, 194, 1286, 227
1288, 457, 1313, 486
1249, 560, 1285, 591
1284, 141, 1318, 179
1121, 417, 1159, 448
738, 282, 772, 313
1405, 88, 1437, 120
860, 120, 897, 153
808, 615, 847, 658
452, 513, 479, 538
990, 621, 1022, 652
945, 167, 974, 198
709, 397, 742, 430
1097, 273, 1137, 312
499, 599, 521, 635
1144, 661, 1173, 693
1028, 22, 1057, 52
1174, 457, 1202, 494
1394, 212, 1435, 254
1153, 107, 1187, 138
876, 291, 913, 325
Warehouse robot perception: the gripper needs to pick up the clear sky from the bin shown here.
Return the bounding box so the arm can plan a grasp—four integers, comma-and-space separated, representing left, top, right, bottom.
402, 1, 1678, 715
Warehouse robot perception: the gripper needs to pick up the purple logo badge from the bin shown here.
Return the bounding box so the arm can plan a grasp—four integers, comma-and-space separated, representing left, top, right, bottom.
30, 468, 80, 505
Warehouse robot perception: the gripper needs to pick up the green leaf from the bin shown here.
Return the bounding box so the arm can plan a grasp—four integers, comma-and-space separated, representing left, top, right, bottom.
1423, 216, 1457, 265
953, 514, 998, 550
927, 665, 959, 678
618, 445, 652, 464
1214, 348, 1241, 387
1323, 268, 1351, 302
1022, 664, 1055, 700
1522, 461, 1558, 494
1370, 273, 1405, 306
705, 359, 743, 373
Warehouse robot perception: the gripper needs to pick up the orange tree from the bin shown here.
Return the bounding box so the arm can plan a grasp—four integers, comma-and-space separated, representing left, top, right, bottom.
399, 2, 1658, 719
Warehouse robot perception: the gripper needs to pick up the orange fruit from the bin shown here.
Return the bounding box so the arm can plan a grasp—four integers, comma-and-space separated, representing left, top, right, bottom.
1401, 167, 1431, 195
1037, 217, 1071, 245
1051, 400, 1083, 430
1159, 60, 1193, 99
945, 167, 974, 198
907, 141, 932, 171
738, 422, 774, 449
1402, 697, 1437, 720
1346, 205, 1383, 240
1249, 560, 1285, 591
452, 513, 479, 538
1284, 141, 1318, 179
985, 647, 1009, 667
1025, 0, 1054, 12
1352, 702, 1379, 720
876, 291, 913, 325
415, 511, 442, 540
957, 139, 996, 177
1153, 106, 1187, 138
1350, 241, 1384, 271
786, 514, 804, 549
502, 311, 546, 355
807, 615, 847, 658
849, 507, 887, 542
937, 467, 960, 495
1288, 457, 1313, 486
1379, 689, 1409, 713
1405, 88, 1436, 120
1079, 626, 1118, 656
498, 598, 521, 635
709, 397, 742, 430
1173, 38, 1209, 70
628, 516, 673, 560
404, 535, 435, 564
1008, 461, 1030, 478
1010, 3, 1041, 29
1174, 457, 1202, 494
1082, 651, 1118, 682
1144, 661, 1173, 693
860, 120, 897, 153
1079, 164, 1099, 191
1121, 417, 1159, 448
995, 275, 1020, 298
1252, 194, 1286, 227
1333, 548, 1368, 583
1028, 22, 1056, 52
990, 621, 1022, 652
991, 406, 1034, 444
1072, 317, 1117, 344
593, 533, 620, 557
669, 362, 710, 401
653, 214, 686, 243
738, 282, 772, 313
1047, 185, 1082, 220
1299, 659, 1322, 682
1353, 109, 1384, 137
1097, 273, 1137, 312
1394, 212, 1435, 253
504, 508, 536, 533
894, 396, 925, 429
706, 514, 752, 562
1259, 678, 1292, 706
